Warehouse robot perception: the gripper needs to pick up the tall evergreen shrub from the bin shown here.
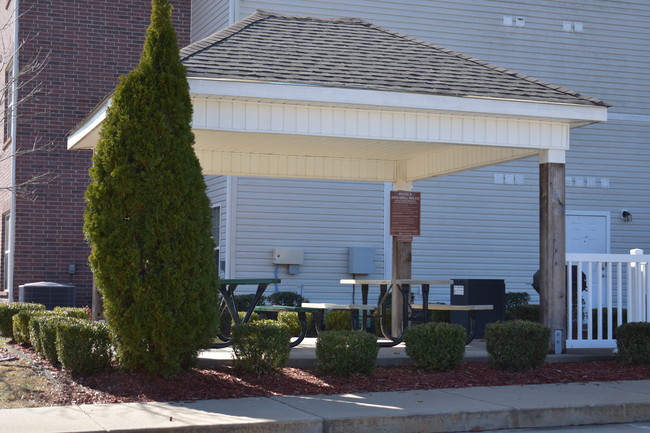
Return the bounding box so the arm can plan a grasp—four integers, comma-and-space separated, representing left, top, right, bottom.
83, 0, 218, 376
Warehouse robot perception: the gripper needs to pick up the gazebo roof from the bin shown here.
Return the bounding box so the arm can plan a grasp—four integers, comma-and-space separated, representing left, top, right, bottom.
181, 10, 605, 107
69, 11, 608, 183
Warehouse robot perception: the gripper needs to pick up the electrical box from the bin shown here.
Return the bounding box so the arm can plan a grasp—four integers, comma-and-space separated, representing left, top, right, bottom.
348, 247, 375, 274
272, 248, 303, 265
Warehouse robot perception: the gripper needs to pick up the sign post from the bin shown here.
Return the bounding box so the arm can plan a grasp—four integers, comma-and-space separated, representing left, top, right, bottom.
389, 190, 421, 336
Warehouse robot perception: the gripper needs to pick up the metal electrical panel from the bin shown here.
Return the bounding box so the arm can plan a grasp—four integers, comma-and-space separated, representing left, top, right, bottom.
348, 247, 375, 274
272, 248, 304, 265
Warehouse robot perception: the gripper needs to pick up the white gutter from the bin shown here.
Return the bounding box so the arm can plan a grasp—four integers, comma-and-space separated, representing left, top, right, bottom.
8, 0, 20, 302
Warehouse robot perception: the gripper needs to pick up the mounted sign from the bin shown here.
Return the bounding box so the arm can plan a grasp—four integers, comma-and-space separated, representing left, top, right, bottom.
390, 191, 421, 237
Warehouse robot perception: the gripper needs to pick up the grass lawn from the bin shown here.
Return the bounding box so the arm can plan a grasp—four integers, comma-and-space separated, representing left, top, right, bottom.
0, 339, 52, 408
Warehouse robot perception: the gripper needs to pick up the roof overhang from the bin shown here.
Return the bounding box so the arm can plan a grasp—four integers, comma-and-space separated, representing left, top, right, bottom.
68, 78, 607, 183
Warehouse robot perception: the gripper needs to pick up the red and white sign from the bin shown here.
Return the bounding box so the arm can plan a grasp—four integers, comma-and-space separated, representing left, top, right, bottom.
390, 191, 421, 238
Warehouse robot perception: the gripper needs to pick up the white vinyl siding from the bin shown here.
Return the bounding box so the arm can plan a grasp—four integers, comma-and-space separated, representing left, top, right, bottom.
191, 0, 230, 42
231, 177, 386, 304
194, 1, 650, 303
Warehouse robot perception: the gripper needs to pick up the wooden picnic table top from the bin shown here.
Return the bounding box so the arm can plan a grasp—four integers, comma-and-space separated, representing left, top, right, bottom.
340, 279, 453, 285
411, 304, 493, 311
301, 302, 376, 310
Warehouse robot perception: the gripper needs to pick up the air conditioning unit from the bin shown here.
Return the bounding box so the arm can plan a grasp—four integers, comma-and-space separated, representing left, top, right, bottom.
19, 282, 76, 310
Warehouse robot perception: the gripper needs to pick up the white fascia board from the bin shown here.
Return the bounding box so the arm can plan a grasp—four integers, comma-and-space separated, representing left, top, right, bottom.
187, 78, 608, 126
67, 98, 111, 150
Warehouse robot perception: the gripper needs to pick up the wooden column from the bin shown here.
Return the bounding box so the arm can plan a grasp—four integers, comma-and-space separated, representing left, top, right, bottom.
91, 278, 104, 321
391, 237, 411, 336
539, 151, 567, 353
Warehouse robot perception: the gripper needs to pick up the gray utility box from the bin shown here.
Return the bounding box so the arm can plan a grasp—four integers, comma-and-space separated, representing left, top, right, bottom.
450, 279, 505, 339
19, 282, 76, 310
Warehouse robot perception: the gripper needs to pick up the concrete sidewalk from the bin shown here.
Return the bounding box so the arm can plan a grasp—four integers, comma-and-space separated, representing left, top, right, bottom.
2, 380, 650, 433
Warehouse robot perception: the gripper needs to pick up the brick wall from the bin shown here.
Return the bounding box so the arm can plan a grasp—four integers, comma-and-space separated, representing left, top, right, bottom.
9, 0, 191, 305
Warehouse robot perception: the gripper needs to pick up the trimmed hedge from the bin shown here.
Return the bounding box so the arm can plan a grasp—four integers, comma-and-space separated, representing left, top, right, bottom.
0, 303, 46, 340
39, 316, 76, 364
29, 312, 58, 353
13, 310, 49, 345
56, 319, 112, 375
485, 320, 550, 371
233, 294, 267, 312
404, 322, 466, 371
231, 319, 291, 374
316, 330, 378, 375
267, 292, 308, 307
508, 304, 540, 322
324, 310, 353, 331
53, 307, 90, 320
616, 322, 650, 365
277, 311, 312, 337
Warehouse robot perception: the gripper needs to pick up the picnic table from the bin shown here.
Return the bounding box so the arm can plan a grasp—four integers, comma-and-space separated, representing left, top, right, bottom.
301, 279, 493, 346
213, 278, 280, 348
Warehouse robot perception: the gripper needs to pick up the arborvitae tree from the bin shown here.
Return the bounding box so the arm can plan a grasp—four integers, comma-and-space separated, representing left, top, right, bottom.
84, 0, 219, 376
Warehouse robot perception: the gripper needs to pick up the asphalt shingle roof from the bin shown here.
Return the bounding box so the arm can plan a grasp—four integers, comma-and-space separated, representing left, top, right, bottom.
180, 10, 606, 107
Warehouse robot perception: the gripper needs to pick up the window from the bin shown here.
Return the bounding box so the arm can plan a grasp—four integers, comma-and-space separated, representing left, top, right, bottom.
211, 206, 222, 275
3, 213, 10, 293
4, 62, 14, 143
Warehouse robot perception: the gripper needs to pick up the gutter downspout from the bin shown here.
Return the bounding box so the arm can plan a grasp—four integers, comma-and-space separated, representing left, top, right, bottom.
8, 0, 19, 302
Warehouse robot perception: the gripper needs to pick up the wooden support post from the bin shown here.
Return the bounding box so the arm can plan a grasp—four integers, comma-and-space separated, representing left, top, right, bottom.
392, 237, 411, 336
540, 152, 567, 353
91, 278, 104, 321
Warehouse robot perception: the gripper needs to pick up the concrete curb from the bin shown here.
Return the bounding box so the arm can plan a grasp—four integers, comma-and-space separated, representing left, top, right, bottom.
1, 380, 649, 433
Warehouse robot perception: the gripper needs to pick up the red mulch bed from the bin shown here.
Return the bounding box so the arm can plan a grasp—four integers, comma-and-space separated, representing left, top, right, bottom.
4, 342, 650, 407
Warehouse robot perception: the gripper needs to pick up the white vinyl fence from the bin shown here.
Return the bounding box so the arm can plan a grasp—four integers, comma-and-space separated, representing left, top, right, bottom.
566, 250, 650, 349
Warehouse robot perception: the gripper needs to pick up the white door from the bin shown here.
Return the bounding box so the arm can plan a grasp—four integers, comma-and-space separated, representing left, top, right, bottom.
566, 211, 610, 319
566, 212, 610, 254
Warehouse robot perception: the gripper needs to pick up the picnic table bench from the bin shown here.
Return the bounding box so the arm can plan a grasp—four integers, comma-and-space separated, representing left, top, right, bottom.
253, 305, 322, 347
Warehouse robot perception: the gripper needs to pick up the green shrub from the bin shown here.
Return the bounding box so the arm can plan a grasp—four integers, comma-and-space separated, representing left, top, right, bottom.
53, 306, 90, 320
277, 311, 312, 337
234, 311, 261, 324
267, 292, 309, 307
508, 304, 540, 322
83, 0, 219, 376
325, 310, 353, 331
316, 330, 379, 375
592, 308, 627, 339
29, 308, 92, 354
404, 322, 466, 371
39, 316, 76, 364
13, 309, 51, 346
0, 303, 45, 340
485, 320, 550, 371
505, 292, 530, 311
29, 311, 58, 353
56, 319, 112, 375
616, 322, 650, 365
233, 294, 267, 312
231, 319, 291, 374
267, 292, 308, 307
